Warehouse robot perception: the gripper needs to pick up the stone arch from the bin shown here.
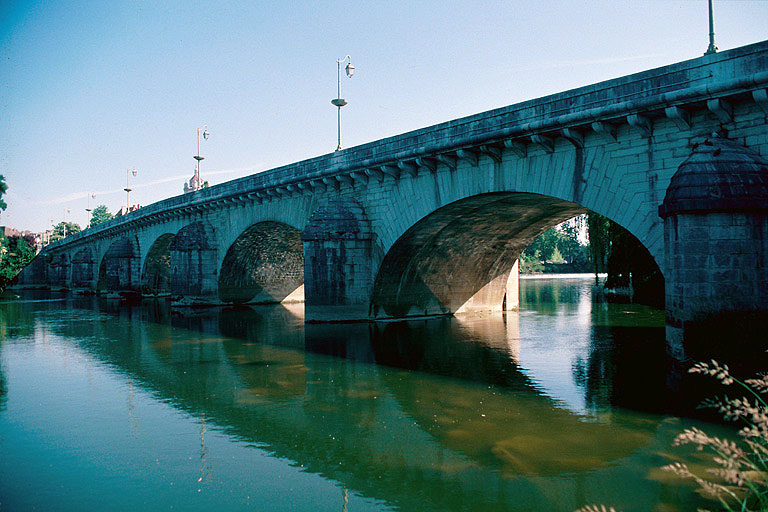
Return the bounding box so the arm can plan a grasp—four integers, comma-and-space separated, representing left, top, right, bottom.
170, 221, 217, 298
71, 246, 96, 288
371, 192, 597, 319
219, 221, 303, 304
97, 236, 141, 292
141, 233, 174, 295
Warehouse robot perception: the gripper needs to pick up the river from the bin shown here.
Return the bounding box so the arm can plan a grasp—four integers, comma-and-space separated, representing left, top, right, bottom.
0, 275, 732, 511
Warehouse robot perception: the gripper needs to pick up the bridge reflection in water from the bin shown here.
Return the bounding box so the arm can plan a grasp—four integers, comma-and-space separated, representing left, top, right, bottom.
0, 279, 724, 511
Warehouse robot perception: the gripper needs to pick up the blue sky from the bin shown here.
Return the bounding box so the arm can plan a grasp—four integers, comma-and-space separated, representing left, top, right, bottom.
1, 0, 767, 232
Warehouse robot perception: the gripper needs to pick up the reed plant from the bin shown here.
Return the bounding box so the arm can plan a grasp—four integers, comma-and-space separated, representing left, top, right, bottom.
662, 360, 768, 511
577, 360, 768, 512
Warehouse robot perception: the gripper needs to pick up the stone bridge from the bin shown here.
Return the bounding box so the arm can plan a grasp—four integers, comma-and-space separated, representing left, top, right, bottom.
18, 41, 768, 353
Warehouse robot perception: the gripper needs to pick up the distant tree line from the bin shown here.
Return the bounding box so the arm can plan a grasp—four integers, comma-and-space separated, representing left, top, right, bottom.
0, 175, 36, 290
519, 212, 664, 305
519, 215, 591, 273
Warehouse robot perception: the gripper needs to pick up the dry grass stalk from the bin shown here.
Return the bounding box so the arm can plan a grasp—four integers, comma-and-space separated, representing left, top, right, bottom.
575, 506, 618, 512
661, 360, 768, 512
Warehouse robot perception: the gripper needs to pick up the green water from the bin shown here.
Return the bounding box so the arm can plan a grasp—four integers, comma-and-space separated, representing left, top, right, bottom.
0, 276, 730, 511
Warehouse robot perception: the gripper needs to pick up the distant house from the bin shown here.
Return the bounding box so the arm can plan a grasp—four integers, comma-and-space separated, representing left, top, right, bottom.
0, 226, 43, 252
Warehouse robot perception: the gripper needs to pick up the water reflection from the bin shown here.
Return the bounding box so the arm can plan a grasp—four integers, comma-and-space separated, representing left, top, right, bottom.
0, 280, 724, 511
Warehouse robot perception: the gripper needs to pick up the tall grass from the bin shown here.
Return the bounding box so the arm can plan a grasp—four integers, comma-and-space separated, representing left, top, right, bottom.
577, 360, 768, 512
662, 360, 768, 511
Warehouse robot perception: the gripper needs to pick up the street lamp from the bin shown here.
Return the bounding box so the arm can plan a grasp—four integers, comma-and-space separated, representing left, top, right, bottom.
192, 126, 210, 191
85, 192, 95, 228
331, 55, 355, 151
125, 168, 137, 210
705, 0, 718, 55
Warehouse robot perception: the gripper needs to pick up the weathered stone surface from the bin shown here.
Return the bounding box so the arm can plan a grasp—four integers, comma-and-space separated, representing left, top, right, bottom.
219, 221, 303, 304
170, 221, 217, 298
659, 138, 768, 217
302, 199, 381, 321
661, 139, 768, 356
97, 236, 140, 292
71, 247, 96, 289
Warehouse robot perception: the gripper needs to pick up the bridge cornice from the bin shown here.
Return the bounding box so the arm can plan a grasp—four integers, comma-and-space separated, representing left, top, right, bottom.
45, 41, 768, 252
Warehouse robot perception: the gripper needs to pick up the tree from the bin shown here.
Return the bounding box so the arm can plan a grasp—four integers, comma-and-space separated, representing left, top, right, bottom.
519, 215, 591, 272
0, 235, 36, 289
0, 174, 7, 211
90, 205, 113, 227
586, 212, 664, 305
49, 221, 81, 242
586, 213, 610, 278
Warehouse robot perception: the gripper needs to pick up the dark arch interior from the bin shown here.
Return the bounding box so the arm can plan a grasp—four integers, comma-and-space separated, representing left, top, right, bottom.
219, 221, 304, 304
142, 234, 174, 295
372, 192, 666, 319
371, 192, 589, 319
97, 237, 140, 292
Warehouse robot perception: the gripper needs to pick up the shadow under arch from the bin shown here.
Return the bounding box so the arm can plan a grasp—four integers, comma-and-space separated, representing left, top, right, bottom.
372, 192, 586, 318
97, 236, 141, 292
372, 192, 664, 319
218, 221, 304, 304
141, 233, 174, 295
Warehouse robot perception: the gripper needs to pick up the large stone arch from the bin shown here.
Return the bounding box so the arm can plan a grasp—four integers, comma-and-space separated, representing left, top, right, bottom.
218, 221, 304, 304
97, 236, 141, 292
364, 142, 665, 279
370, 192, 588, 318
170, 221, 217, 298
71, 246, 96, 288
141, 233, 174, 295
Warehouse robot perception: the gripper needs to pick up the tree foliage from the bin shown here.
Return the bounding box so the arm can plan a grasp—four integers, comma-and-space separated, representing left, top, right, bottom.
90, 205, 113, 227
519, 215, 590, 273
0, 235, 36, 289
50, 222, 81, 243
586, 212, 664, 305
0, 174, 7, 211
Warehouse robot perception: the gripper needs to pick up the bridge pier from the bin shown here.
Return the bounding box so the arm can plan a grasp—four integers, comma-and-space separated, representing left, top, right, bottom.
302, 199, 382, 322
170, 222, 218, 304
660, 137, 768, 360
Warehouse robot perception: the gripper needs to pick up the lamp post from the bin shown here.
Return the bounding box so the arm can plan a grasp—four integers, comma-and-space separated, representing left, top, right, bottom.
705, 0, 718, 55
193, 126, 210, 191
331, 55, 355, 151
125, 168, 137, 210
85, 192, 95, 228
